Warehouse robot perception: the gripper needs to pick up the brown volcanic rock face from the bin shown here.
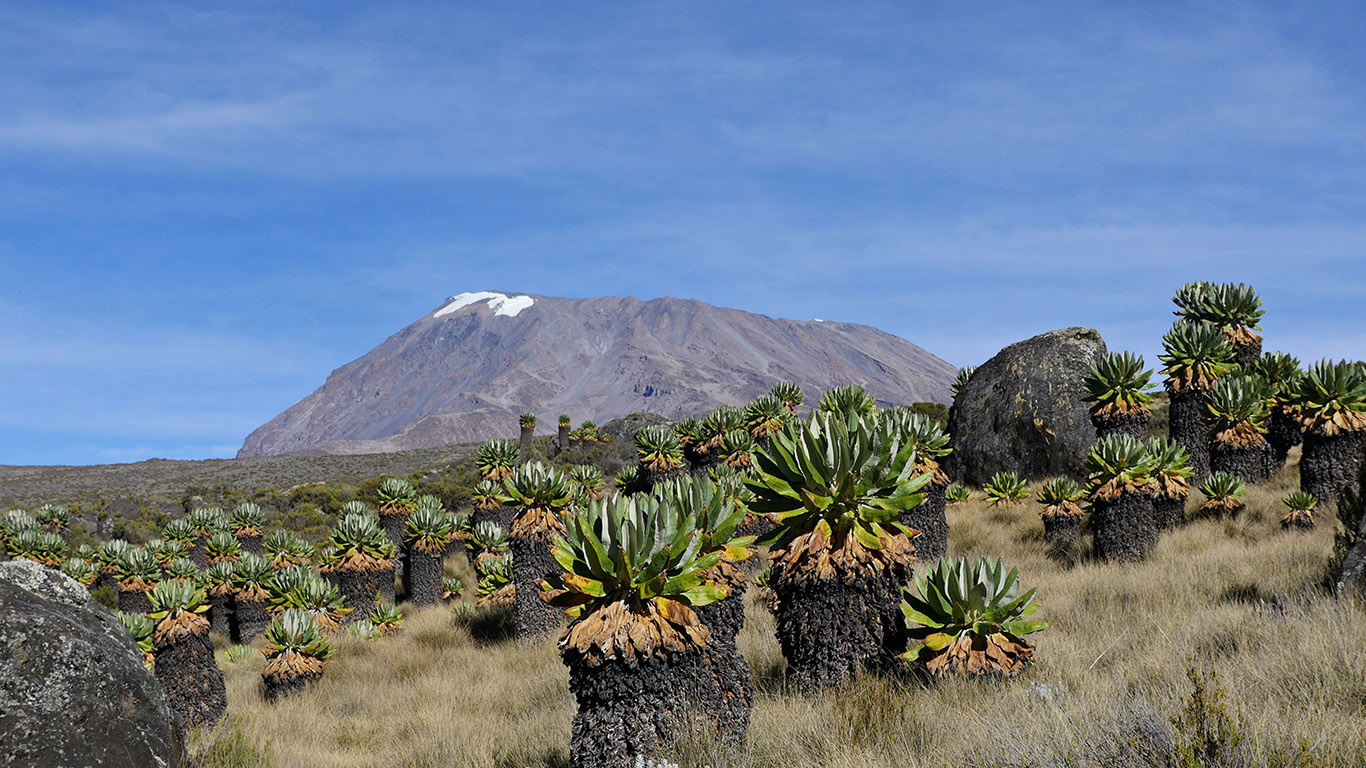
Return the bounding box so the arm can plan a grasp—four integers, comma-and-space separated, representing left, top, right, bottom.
238, 292, 956, 457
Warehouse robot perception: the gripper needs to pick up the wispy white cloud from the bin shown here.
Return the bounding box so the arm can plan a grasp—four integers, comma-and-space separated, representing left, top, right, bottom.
1, 2, 1360, 187
0, 1, 1362, 463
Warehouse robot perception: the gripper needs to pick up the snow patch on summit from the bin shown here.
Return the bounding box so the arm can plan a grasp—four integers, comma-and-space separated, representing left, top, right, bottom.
434, 291, 535, 319
496, 295, 535, 316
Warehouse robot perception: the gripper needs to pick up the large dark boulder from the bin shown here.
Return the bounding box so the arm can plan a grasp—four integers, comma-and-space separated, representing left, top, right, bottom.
947, 327, 1107, 485
0, 560, 182, 768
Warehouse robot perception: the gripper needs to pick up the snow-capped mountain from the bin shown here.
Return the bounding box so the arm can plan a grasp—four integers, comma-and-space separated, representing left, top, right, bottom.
237, 291, 956, 456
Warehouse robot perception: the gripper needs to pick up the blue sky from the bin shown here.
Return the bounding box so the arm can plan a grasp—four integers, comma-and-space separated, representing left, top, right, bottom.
1, 2, 1363, 465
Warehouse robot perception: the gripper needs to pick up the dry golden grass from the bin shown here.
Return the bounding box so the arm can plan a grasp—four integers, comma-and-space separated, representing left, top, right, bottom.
192, 459, 1366, 767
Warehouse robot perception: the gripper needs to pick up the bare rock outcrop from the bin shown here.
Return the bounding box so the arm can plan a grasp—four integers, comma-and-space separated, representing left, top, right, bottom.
0, 560, 182, 768
947, 328, 1107, 485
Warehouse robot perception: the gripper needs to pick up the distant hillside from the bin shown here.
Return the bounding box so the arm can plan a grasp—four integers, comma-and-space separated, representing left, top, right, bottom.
240, 291, 956, 457
0, 444, 473, 510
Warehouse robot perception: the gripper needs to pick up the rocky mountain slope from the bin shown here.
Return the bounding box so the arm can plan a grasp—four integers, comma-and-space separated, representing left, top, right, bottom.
238, 292, 956, 456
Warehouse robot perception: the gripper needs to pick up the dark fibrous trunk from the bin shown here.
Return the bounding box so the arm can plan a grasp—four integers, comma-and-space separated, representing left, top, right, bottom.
1266, 408, 1303, 474
155, 629, 227, 731
380, 512, 410, 598
473, 504, 516, 529
520, 426, 534, 461
684, 447, 718, 476
239, 533, 263, 556
264, 670, 323, 702
510, 536, 561, 643
901, 486, 948, 563
1091, 491, 1158, 562
233, 596, 271, 643
405, 548, 444, 607
379, 563, 395, 605
1231, 338, 1262, 368
444, 537, 467, 566
1153, 495, 1188, 531
641, 466, 680, 493
558, 425, 571, 453
190, 537, 209, 568
117, 588, 151, 615
774, 566, 907, 691
208, 591, 235, 638
1168, 388, 1212, 483
336, 568, 386, 623
1092, 409, 1151, 441
564, 645, 706, 768
736, 513, 774, 539
693, 579, 753, 747
1041, 515, 1084, 565
1211, 442, 1269, 484
1300, 432, 1366, 503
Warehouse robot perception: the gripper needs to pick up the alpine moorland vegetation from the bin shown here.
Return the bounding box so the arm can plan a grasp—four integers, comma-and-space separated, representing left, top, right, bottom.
184, 465, 1365, 768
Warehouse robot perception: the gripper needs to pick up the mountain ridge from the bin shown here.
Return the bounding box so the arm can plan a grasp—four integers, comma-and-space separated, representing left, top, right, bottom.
238, 292, 957, 457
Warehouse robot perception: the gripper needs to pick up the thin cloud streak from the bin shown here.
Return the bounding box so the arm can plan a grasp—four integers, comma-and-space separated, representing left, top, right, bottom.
0, 1, 1361, 463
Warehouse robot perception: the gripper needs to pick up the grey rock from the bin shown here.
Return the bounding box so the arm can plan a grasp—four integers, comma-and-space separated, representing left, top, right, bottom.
600, 412, 671, 445
239, 292, 956, 457
0, 560, 182, 768
947, 327, 1106, 485
104, 497, 139, 519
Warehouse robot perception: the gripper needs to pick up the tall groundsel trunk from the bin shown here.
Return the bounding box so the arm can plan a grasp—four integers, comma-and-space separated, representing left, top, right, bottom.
565, 645, 705, 768
208, 584, 235, 638
473, 502, 516, 529
692, 562, 753, 747
510, 533, 562, 642
117, 579, 153, 614
520, 425, 535, 462
154, 614, 227, 731
1227, 331, 1262, 368
405, 542, 445, 607
774, 549, 911, 690
335, 562, 390, 622
560, 600, 711, 768
901, 465, 949, 563
1091, 489, 1157, 562
1040, 506, 1085, 565
379, 505, 411, 598
1092, 408, 1150, 441
95, 565, 117, 594
1168, 387, 1212, 482
233, 586, 272, 642
1210, 436, 1269, 484
190, 535, 210, 569
1301, 431, 1366, 503
1153, 493, 1188, 530
1265, 405, 1303, 475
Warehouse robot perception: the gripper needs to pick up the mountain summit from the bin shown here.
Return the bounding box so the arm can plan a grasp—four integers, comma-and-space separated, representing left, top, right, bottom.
237, 292, 957, 457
